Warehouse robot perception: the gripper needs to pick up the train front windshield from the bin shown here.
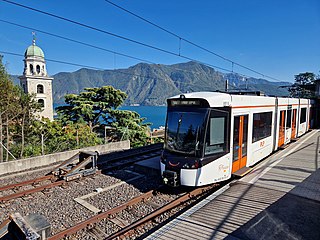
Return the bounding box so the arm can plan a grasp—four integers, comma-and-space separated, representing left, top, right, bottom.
165, 108, 208, 155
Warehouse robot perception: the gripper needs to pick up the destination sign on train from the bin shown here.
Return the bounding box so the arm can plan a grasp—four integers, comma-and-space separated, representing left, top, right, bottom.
170, 100, 200, 106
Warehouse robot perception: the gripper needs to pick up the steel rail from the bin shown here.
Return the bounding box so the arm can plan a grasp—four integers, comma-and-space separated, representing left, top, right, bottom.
106, 185, 216, 240
0, 175, 54, 192
0, 180, 64, 202
48, 185, 216, 240
47, 190, 155, 240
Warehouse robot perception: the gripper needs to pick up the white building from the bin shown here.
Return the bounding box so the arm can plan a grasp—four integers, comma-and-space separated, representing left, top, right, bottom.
19, 38, 54, 121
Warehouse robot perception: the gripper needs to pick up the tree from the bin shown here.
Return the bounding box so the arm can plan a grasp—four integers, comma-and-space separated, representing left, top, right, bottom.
1, 58, 107, 160
11, 118, 102, 157
289, 72, 317, 98
0, 56, 44, 161
107, 109, 151, 147
0, 56, 22, 161
56, 86, 127, 132
57, 85, 151, 147
15, 90, 41, 158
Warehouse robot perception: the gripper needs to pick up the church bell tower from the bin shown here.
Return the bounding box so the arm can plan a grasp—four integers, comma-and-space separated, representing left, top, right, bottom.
19, 35, 54, 121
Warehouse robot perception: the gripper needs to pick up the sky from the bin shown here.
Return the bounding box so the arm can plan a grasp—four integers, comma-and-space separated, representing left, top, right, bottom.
0, 0, 319, 83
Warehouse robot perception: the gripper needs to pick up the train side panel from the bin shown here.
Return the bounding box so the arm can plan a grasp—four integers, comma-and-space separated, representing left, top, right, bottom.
230, 95, 276, 169
297, 99, 310, 137
275, 98, 290, 150
181, 154, 232, 186
288, 98, 300, 140
309, 99, 316, 129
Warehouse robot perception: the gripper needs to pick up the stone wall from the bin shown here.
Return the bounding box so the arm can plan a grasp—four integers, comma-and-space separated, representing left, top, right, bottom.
0, 140, 130, 176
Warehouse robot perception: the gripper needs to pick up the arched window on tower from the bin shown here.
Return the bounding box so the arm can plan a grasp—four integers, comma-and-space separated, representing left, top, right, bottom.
29, 64, 34, 74
37, 84, 44, 94
36, 65, 41, 74
38, 99, 45, 108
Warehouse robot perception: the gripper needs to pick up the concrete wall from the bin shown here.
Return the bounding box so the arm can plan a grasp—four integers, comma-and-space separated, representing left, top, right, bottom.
0, 140, 130, 176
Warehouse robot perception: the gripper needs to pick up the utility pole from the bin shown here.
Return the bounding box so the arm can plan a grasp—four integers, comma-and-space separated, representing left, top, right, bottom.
41, 132, 44, 155
225, 79, 229, 92
104, 126, 107, 144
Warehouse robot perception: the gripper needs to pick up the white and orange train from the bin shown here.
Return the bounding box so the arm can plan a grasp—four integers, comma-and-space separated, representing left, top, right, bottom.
160, 92, 314, 187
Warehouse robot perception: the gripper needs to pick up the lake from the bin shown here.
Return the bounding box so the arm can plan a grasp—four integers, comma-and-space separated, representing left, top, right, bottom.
121, 106, 167, 130
54, 104, 167, 130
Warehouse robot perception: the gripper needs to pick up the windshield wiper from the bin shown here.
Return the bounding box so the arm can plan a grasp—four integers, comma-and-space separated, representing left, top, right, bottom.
176, 114, 183, 141
194, 126, 200, 156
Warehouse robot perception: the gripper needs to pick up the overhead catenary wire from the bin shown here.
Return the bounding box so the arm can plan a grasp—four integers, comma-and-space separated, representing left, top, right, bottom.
1, 0, 257, 77
0, 19, 253, 89
0, 19, 155, 65
1, 50, 241, 91
104, 0, 281, 82
0, 22, 264, 92
0, 51, 105, 70
0, 19, 237, 80
0, 0, 286, 93
0, 51, 174, 83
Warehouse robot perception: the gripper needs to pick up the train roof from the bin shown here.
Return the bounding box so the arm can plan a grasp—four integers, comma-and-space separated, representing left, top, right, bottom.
169, 92, 309, 108
170, 92, 268, 107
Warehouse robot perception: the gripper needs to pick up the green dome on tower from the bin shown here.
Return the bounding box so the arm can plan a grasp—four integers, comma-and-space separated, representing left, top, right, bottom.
24, 39, 44, 58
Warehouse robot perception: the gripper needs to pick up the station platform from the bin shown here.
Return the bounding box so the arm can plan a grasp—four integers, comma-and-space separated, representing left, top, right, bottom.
146, 130, 320, 240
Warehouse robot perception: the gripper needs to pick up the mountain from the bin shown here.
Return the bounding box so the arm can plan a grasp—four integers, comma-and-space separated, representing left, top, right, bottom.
14, 61, 291, 105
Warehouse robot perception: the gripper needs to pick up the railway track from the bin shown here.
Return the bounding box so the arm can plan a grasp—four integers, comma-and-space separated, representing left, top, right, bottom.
0, 144, 162, 203
47, 184, 218, 240
98, 143, 162, 171
0, 144, 165, 239
0, 180, 65, 203
0, 175, 54, 192
0, 175, 60, 202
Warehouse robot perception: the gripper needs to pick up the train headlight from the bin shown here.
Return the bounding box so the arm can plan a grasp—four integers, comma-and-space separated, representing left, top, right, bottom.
163, 177, 168, 184
182, 160, 199, 169
182, 163, 190, 169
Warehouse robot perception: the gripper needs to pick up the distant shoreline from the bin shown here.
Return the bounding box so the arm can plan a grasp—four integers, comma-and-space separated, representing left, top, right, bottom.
53, 104, 167, 130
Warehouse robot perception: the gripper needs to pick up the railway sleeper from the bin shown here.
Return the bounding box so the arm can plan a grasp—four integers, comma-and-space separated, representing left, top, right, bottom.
88, 226, 108, 240
109, 216, 130, 228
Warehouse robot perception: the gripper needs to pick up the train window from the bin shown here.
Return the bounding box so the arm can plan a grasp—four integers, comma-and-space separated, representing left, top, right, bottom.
286, 109, 292, 129
205, 109, 230, 156
300, 108, 307, 123
252, 112, 272, 143
165, 108, 208, 155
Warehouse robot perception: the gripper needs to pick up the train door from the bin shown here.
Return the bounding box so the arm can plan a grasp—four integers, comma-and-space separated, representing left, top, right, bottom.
309, 106, 314, 129
285, 108, 292, 144
278, 110, 286, 147
291, 109, 297, 139
232, 115, 248, 173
